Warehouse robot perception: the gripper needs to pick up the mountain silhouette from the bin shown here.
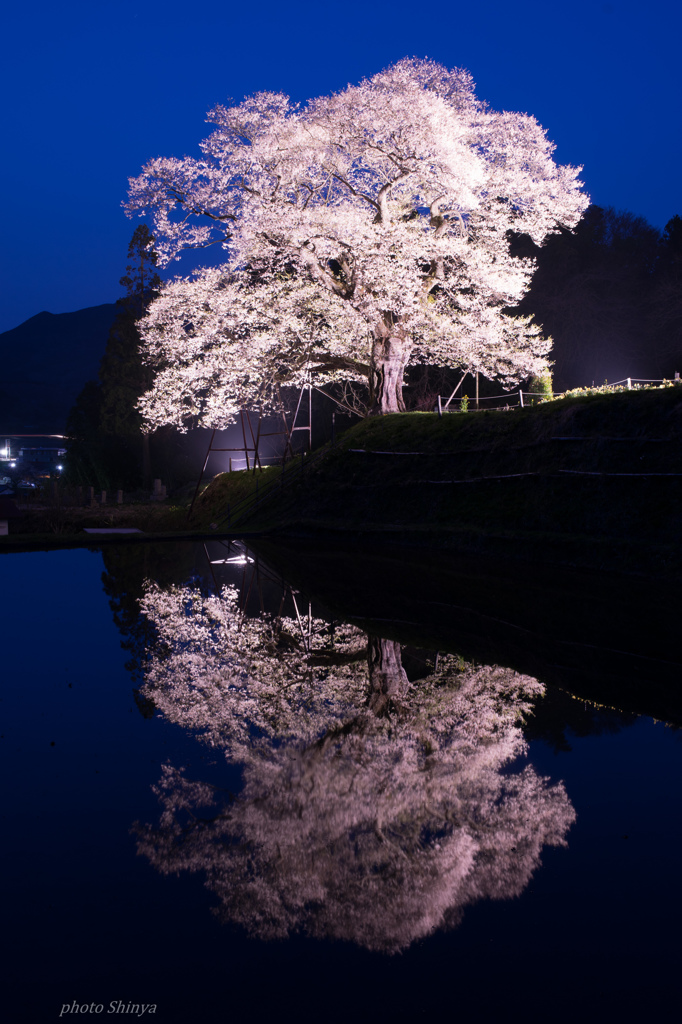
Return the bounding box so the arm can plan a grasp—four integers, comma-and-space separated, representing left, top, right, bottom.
0, 304, 118, 432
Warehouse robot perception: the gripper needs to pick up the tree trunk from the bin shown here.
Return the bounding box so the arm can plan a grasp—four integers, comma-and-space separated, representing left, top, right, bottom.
369, 334, 411, 415
367, 637, 409, 716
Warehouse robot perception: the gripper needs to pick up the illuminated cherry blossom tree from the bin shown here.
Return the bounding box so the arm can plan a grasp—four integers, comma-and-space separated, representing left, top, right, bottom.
136, 583, 575, 952
126, 59, 589, 426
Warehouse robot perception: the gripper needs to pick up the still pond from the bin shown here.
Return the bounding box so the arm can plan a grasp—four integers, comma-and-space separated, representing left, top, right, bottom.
1, 541, 680, 1023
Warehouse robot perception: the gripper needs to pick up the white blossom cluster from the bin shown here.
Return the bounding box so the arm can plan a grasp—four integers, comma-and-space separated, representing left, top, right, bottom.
127, 59, 589, 426
139, 582, 369, 751
137, 582, 575, 951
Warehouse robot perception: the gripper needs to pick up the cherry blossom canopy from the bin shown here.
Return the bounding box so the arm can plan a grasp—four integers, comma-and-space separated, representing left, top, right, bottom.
127, 59, 589, 425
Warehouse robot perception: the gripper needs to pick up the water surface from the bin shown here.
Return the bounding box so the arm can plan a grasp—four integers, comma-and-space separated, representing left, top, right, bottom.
1, 543, 680, 1023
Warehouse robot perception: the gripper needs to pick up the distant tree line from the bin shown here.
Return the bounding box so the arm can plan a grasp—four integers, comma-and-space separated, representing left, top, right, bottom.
511, 205, 682, 391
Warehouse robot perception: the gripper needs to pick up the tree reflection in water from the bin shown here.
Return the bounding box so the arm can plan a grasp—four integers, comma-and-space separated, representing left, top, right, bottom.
137, 582, 575, 953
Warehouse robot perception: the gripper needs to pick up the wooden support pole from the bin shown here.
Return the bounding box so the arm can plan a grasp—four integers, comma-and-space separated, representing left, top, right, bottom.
252, 408, 263, 474
245, 409, 259, 456
240, 411, 250, 472
291, 384, 306, 452
444, 372, 468, 410
277, 384, 295, 462
187, 428, 216, 523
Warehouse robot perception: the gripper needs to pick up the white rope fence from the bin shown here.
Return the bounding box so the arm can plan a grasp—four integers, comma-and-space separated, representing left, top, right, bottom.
435, 375, 679, 414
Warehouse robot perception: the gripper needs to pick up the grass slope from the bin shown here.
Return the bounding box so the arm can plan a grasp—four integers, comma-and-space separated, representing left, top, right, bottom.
5, 388, 681, 573
199, 387, 682, 575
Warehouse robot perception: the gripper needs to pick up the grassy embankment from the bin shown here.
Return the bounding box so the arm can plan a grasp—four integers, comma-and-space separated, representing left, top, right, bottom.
4, 387, 681, 573
195, 386, 682, 575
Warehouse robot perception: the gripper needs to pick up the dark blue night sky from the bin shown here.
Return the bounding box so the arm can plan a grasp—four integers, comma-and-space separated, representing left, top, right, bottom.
1, 0, 680, 333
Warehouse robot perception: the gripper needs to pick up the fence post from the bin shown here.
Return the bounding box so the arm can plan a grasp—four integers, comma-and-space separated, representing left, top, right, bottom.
627, 377, 632, 390
437, 395, 443, 418
519, 390, 524, 408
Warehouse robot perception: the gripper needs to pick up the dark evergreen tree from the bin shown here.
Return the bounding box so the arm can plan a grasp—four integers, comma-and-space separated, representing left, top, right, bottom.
64, 380, 108, 487
99, 226, 161, 485
65, 226, 162, 489
117, 224, 162, 318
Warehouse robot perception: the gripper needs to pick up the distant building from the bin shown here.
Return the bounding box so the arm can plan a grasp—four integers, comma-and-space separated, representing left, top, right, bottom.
16, 446, 67, 477
19, 446, 67, 463
1, 436, 68, 479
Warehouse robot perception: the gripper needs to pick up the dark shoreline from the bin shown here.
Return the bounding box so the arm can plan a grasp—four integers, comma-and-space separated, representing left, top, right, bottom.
2, 389, 680, 582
